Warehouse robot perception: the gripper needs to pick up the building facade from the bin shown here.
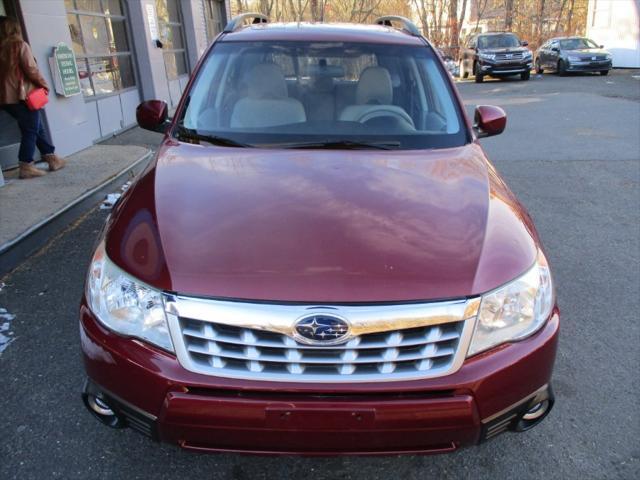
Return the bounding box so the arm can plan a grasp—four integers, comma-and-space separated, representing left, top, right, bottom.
1, 0, 231, 170
587, 0, 640, 68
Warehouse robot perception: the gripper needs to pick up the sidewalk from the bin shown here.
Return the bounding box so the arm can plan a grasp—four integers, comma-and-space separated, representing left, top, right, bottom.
0, 142, 153, 276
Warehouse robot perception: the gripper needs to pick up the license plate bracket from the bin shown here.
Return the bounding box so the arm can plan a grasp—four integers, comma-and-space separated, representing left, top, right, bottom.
265, 406, 376, 429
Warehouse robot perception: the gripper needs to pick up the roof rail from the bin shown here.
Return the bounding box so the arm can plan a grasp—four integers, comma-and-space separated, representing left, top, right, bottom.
223, 13, 268, 33
374, 16, 421, 37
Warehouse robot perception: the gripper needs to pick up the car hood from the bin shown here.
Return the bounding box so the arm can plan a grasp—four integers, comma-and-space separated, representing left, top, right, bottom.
105, 142, 538, 303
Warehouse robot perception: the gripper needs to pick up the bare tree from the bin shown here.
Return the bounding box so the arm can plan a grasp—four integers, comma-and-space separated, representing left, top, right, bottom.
310, 0, 320, 21
504, 0, 514, 30
536, 0, 546, 43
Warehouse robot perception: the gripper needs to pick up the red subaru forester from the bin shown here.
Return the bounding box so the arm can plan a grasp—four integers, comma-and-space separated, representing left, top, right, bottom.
80, 14, 558, 455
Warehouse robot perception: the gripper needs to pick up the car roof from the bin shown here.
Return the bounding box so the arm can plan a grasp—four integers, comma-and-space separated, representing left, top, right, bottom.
219, 22, 425, 46
476, 32, 518, 36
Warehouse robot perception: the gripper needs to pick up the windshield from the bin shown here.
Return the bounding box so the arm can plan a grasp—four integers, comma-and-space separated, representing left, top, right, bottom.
559, 38, 599, 50
179, 41, 467, 150
477, 34, 521, 49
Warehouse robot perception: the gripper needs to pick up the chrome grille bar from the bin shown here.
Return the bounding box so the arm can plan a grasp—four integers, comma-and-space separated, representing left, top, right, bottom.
495, 52, 524, 61
166, 295, 479, 383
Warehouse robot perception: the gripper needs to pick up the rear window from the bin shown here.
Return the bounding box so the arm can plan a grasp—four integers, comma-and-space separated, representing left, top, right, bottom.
179, 41, 469, 150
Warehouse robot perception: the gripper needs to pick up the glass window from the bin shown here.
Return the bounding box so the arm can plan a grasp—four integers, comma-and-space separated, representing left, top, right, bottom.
77, 58, 94, 96
107, 18, 129, 52
88, 56, 116, 95
559, 38, 600, 50
67, 14, 84, 55
156, 0, 189, 80
103, 0, 122, 15
79, 15, 109, 55
164, 51, 187, 79
65, 0, 136, 98
75, 0, 102, 13
180, 41, 467, 150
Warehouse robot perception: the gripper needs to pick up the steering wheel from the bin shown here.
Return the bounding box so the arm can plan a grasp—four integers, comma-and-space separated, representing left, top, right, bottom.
354, 106, 415, 128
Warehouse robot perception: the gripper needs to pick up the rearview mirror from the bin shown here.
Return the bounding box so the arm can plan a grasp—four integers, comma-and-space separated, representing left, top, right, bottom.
474, 105, 507, 138
136, 100, 169, 133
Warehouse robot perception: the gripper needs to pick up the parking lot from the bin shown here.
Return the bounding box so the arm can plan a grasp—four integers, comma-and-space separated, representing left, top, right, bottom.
1, 70, 638, 479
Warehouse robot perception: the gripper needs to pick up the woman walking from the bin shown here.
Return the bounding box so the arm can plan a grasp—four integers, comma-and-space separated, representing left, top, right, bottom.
0, 16, 65, 179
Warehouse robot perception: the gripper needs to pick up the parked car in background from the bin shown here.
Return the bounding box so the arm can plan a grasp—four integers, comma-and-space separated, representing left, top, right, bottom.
80, 15, 558, 455
535, 37, 612, 76
460, 32, 533, 82
437, 48, 460, 77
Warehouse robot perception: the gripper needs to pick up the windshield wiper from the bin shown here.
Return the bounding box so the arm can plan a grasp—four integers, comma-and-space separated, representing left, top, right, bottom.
270, 139, 401, 150
175, 126, 253, 148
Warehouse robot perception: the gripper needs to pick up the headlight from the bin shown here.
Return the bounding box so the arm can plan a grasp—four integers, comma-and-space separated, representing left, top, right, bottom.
467, 251, 554, 356
605, 53, 612, 60
86, 241, 173, 352
568, 55, 581, 62
479, 53, 496, 60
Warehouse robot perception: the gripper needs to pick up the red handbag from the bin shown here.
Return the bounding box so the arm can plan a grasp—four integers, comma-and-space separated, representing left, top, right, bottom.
15, 46, 49, 111
25, 87, 49, 111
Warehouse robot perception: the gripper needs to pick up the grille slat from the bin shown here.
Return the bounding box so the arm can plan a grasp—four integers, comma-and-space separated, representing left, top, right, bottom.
185, 343, 456, 364
182, 326, 460, 350
495, 51, 525, 61
177, 316, 466, 381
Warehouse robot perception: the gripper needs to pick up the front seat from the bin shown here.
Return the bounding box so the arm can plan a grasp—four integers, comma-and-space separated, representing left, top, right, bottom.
231, 63, 306, 129
339, 66, 414, 128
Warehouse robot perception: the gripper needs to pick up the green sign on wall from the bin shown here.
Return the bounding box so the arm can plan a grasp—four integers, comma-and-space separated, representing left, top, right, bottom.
52, 43, 81, 97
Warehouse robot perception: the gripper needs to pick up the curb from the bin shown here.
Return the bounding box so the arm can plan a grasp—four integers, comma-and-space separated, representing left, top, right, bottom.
0, 149, 153, 278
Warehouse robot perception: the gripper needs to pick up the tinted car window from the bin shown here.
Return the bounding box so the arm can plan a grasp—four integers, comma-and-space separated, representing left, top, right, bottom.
179, 41, 467, 150
559, 38, 599, 50
477, 34, 521, 49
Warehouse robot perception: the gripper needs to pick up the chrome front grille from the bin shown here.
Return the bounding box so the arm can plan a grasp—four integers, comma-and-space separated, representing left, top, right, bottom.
165, 295, 479, 383
495, 52, 524, 61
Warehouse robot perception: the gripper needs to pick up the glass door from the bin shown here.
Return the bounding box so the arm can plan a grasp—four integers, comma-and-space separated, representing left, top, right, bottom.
155, 0, 189, 107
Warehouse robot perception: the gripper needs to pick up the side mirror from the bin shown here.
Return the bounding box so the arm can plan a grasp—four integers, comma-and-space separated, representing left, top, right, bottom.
551, 47, 560, 52
521, 40, 529, 47
474, 105, 507, 138
599, 44, 604, 48
136, 100, 169, 133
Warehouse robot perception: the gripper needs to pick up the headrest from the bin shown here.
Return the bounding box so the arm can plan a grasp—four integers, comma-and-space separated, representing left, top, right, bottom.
247, 63, 288, 99
356, 67, 393, 105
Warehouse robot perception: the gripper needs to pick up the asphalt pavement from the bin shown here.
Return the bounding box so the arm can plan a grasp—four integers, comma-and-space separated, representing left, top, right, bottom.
1, 70, 639, 479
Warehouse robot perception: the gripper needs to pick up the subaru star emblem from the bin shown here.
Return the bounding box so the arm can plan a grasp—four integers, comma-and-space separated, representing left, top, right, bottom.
294, 313, 351, 345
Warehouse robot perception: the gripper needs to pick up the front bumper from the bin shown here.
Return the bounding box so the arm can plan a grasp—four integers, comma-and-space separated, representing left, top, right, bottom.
80, 303, 559, 455
478, 59, 532, 75
566, 60, 611, 72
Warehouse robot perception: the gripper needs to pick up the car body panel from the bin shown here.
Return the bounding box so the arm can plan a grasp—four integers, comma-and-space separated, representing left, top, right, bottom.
80, 303, 559, 453
536, 37, 612, 72
105, 142, 538, 303
460, 33, 532, 79
83, 21, 558, 454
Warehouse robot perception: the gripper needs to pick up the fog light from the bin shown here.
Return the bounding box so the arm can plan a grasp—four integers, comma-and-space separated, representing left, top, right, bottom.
88, 395, 114, 416
522, 400, 549, 421
83, 393, 126, 428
